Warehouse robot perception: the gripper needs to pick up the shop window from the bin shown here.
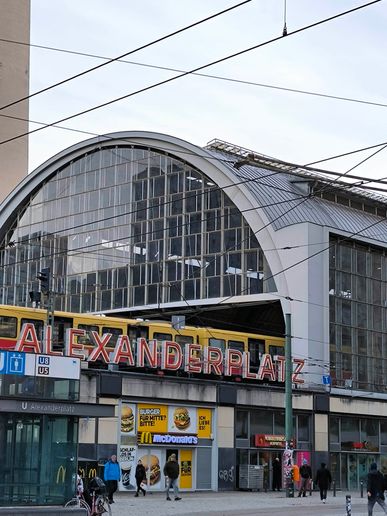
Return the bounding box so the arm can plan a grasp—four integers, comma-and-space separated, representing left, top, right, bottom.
297, 414, 310, 443
250, 410, 273, 437
236, 410, 248, 439
330, 417, 340, 443
341, 417, 360, 450
381, 421, 387, 446
273, 412, 285, 435
360, 419, 379, 451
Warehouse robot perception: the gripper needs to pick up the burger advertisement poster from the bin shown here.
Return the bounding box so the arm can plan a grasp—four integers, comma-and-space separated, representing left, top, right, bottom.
138, 450, 162, 488
168, 406, 197, 434
121, 403, 136, 436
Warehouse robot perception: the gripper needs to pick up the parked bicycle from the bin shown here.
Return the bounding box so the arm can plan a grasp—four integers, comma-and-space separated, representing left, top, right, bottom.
65, 476, 112, 515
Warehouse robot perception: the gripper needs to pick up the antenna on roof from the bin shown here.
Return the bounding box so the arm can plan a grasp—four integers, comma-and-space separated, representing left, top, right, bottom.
283, 0, 288, 36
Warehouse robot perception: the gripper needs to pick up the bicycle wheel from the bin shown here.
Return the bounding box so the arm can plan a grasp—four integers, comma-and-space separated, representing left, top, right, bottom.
65, 497, 90, 514
96, 495, 112, 515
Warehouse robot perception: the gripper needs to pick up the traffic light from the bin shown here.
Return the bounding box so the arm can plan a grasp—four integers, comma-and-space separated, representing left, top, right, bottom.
37, 267, 50, 295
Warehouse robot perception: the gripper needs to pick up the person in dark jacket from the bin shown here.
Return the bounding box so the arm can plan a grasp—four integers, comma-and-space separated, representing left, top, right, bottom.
272, 457, 282, 491
103, 454, 120, 504
134, 459, 146, 497
315, 462, 332, 503
298, 459, 312, 497
367, 462, 387, 515
163, 454, 181, 501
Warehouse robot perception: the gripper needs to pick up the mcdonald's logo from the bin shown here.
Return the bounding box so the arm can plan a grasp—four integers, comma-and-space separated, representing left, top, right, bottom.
56, 465, 66, 483
88, 468, 97, 479
138, 431, 153, 444
79, 468, 85, 478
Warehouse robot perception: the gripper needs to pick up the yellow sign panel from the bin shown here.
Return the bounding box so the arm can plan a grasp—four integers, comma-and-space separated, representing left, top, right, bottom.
137, 404, 168, 433
179, 449, 192, 489
197, 408, 212, 438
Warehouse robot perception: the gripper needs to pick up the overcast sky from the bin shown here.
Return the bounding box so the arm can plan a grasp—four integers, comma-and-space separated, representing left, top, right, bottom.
29, 0, 386, 187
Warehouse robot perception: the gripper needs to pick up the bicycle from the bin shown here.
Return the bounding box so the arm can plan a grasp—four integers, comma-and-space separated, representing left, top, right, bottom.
65, 488, 112, 515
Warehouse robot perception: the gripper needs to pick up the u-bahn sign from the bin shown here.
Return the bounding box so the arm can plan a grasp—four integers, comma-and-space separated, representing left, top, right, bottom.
0, 349, 80, 379
14, 323, 304, 383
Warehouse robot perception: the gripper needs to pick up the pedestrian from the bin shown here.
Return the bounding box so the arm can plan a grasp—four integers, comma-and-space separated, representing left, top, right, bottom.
163, 453, 181, 501
315, 462, 332, 504
367, 462, 387, 515
135, 459, 146, 497
298, 458, 312, 497
104, 454, 120, 504
272, 457, 281, 491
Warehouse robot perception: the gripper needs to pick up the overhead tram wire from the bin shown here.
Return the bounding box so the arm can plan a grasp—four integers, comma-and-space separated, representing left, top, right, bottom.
0, 0, 380, 148
3, 109, 387, 193
0, 0, 252, 112
3, 20, 387, 112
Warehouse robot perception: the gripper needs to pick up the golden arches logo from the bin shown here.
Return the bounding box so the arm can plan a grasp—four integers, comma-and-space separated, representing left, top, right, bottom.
56, 465, 66, 483
79, 467, 85, 478
88, 467, 97, 479
138, 431, 153, 444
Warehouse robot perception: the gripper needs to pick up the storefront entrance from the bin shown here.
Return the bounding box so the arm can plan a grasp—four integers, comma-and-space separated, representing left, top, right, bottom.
137, 447, 194, 491
330, 453, 379, 490
0, 413, 78, 505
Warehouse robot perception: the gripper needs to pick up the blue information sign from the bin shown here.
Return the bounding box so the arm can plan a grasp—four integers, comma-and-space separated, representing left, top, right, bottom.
0, 351, 26, 376
322, 374, 331, 385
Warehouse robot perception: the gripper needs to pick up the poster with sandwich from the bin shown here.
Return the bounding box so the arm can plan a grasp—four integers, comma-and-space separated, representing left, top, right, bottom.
138, 450, 162, 489
168, 406, 197, 433
120, 403, 136, 436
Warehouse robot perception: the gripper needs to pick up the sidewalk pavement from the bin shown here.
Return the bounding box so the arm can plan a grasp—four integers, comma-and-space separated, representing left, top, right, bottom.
110, 490, 369, 515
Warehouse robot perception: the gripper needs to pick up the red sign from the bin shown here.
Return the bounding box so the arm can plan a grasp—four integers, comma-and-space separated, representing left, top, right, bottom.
255, 434, 296, 448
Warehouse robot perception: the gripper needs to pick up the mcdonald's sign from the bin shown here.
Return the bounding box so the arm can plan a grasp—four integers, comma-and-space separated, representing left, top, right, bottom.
56, 465, 66, 483
88, 467, 97, 479
138, 431, 153, 444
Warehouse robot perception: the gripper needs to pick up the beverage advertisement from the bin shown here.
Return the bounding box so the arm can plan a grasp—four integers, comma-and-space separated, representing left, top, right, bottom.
168, 406, 197, 433
118, 445, 136, 490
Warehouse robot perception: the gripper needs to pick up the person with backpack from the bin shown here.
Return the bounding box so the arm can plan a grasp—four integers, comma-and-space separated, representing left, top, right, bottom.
367, 462, 387, 515
104, 454, 121, 504
315, 462, 332, 503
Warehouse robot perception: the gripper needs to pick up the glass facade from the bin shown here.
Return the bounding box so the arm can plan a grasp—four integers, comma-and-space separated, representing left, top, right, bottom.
329, 415, 387, 489
0, 147, 276, 312
0, 413, 78, 505
235, 408, 311, 489
329, 236, 387, 392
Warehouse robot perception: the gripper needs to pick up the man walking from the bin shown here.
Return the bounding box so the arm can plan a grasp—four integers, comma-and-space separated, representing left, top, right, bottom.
367, 462, 387, 515
163, 453, 181, 501
315, 462, 332, 503
272, 457, 281, 491
298, 459, 312, 497
104, 454, 120, 504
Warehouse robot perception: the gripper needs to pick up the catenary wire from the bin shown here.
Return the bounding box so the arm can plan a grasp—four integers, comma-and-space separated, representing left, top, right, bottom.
3, 110, 387, 193
0, 0, 252, 112
0, 0, 380, 148
2, 11, 387, 112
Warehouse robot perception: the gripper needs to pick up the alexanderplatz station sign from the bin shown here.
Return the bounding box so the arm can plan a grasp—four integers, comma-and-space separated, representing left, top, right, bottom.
13, 323, 305, 384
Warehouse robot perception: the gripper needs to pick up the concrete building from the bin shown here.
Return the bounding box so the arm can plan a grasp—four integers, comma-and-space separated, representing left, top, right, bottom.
0, 131, 386, 504
0, 0, 30, 203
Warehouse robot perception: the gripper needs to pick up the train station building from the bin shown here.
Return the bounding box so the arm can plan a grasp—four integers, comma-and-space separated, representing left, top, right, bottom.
0, 131, 386, 503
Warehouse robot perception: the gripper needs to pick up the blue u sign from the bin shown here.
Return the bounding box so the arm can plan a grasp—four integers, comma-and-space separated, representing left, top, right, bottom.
0, 352, 6, 374
38, 356, 50, 366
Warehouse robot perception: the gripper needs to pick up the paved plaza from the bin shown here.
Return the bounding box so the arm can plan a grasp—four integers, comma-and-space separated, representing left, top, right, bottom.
109, 490, 372, 515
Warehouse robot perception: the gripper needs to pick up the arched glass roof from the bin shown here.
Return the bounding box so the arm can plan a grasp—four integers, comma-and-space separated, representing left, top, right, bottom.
0, 142, 277, 313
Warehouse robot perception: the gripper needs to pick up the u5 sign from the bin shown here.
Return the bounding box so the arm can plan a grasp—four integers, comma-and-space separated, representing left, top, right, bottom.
0, 351, 80, 380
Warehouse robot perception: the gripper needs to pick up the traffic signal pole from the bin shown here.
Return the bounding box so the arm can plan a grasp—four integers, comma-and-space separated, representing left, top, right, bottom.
285, 313, 294, 497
